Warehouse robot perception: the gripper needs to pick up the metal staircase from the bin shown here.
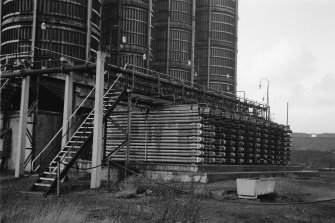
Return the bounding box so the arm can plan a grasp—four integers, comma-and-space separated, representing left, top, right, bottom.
31, 76, 127, 196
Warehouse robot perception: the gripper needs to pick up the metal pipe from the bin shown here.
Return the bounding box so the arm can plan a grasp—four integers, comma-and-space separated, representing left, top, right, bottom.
190, 0, 196, 85
0, 0, 2, 55
1, 63, 96, 78
31, 0, 38, 63
86, 0, 93, 61
166, 0, 171, 75
147, 0, 152, 71
207, 0, 212, 89
126, 95, 132, 168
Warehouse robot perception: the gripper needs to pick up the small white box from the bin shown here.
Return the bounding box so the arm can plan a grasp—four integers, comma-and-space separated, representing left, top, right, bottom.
236, 178, 275, 199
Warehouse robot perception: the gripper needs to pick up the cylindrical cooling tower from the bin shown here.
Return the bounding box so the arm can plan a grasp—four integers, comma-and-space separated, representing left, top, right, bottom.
101, 0, 152, 71
0, 0, 101, 67
195, 0, 238, 94
152, 0, 194, 82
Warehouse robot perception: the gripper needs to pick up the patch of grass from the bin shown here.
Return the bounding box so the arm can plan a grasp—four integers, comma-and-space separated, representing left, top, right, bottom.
0, 200, 85, 223
115, 175, 152, 198
157, 193, 201, 223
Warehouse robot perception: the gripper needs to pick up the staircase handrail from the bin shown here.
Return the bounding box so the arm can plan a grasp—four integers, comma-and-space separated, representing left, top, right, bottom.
0, 78, 10, 93
31, 85, 96, 170
31, 72, 122, 171
56, 72, 123, 166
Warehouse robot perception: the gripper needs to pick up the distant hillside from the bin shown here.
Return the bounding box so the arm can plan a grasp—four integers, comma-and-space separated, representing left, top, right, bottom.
291, 150, 334, 169
292, 132, 335, 151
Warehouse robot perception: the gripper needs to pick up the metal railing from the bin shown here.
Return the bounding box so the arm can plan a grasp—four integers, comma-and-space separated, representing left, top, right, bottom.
112, 64, 268, 119
31, 72, 123, 172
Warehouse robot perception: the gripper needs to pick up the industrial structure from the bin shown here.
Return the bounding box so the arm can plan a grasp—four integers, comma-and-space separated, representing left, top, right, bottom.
0, 0, 292, 195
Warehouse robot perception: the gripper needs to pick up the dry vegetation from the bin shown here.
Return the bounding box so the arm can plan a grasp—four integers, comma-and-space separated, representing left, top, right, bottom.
1, 172, 335, 223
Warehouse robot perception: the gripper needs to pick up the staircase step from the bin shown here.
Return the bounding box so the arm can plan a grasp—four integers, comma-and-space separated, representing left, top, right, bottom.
63, 146, 79, 150
44, 171, 56, 175
34, 183, 51, 187
59, 149, 80, 153
68, 140, 84, 144
76, 131, 93, 134
40, 177, 55, 181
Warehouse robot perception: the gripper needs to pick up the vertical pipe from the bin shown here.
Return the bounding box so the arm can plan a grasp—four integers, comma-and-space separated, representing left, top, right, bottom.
107, 160, 110, 192
31, 76, 40, 168
61, 70, 73, 148
207, 0, 212, 89
86, 0, 93, 61
267, 83, 270, 120
234, 0, 239, 95
0, 0, 2, 55
147, 0, 152, 71
286, 102, 289, 126
103, 118, 107, 161
166, 0, 171, 75
31, 0, 38, 62
145, 112, 148, 162
126, 95, 132, 169
98, 0, 103, 51
90, 51, 106, 189
57, 161, 60, 197
15, 76, 30, 177
116, 0, 122, 66
190, 0, 196, 85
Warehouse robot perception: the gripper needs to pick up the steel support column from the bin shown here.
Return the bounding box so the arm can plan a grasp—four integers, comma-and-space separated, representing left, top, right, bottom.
207, 1, 212, 89
90, 51, 106, 188
126, 92, 132, 169
61, 60, 74, 147
15, 76, 30, 177
86, 0, 93, 61
0, 0, 2, 55
166, 0, 171, 75
147, 0, 152, 71
191, 0, 196, 85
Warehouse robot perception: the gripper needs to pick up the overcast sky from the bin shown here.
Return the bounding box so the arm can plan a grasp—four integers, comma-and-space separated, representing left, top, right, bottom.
237, 0, 335, 134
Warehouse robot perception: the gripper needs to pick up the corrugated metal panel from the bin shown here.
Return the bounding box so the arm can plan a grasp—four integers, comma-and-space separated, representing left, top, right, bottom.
0, 0, 101, 66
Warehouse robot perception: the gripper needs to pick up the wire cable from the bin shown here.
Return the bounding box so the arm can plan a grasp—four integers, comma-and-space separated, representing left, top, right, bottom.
0, 169, 45, 183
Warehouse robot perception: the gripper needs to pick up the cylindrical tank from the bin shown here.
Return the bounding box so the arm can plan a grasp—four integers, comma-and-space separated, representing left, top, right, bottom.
102, 0, 151, 71
195, 0, 238, 94
152, 0, 193, 82
0, 0, 101, 67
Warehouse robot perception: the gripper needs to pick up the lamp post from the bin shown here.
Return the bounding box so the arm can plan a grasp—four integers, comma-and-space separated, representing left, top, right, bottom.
259, 77, 270, 120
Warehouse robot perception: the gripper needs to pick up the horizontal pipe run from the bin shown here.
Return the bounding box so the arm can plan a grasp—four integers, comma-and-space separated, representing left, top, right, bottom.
110, 156, 204, 163
1, 63, 96, 78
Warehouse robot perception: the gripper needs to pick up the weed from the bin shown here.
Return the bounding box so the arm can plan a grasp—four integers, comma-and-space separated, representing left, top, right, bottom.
157, 192, 201, 223
0, 200, 85, 223
115, 175, 154, 198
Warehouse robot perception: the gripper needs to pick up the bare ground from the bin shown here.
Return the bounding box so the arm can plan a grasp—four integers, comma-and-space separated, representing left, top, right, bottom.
1, 171, 335, 223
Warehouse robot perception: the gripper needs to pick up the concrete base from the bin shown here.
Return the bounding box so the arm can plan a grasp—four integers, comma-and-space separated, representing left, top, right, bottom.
76, 161, 318, 183
142, 170, 318, 183
132, 163, 304, 172
132, 164, 317, 183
